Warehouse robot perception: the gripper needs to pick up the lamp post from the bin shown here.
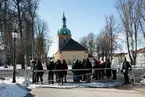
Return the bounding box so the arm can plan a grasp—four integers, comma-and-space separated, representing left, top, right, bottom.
12, 30, 18, 83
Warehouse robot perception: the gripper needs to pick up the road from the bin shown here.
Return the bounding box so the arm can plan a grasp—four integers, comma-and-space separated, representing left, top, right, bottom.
31, 86, 145, 97
0, 69, 26, 77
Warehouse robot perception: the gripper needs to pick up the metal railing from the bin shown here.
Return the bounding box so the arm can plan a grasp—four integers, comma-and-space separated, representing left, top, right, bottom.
0, 67, 145, 86
24, 68, 121, 86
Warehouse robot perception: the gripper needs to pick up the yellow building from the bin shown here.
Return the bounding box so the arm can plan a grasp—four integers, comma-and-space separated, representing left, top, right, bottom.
55, 13, 88, 64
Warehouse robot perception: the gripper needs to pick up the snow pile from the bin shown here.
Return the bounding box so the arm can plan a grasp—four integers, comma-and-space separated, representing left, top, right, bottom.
78, 81, 123, 88
30, 84, 78, 89
140, 78, 145, 84
0, 78, 30, 97
30, 80, 123, 89
68, 65, 72, 69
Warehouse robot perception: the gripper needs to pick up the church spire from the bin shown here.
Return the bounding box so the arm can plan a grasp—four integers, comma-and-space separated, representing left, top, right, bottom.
62, 12, 66, 27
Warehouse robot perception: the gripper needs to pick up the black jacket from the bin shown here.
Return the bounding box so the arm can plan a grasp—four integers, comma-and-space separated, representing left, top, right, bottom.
47, 61, 55, 70
84, 60, 92, 73
121, 61, 132, 74
36, 61, 44, 76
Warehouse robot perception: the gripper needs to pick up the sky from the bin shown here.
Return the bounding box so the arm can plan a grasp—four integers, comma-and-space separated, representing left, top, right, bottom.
38, 0, 120, 57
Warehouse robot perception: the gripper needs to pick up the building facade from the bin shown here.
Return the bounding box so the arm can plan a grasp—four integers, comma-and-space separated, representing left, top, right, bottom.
55, 13, 88, 64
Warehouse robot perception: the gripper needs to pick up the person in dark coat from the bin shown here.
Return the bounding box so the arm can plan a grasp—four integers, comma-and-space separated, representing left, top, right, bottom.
55, 60, 63, 84
121, 57, 132, 84
62, 60, 68, 82
31, 58, 36, 83
47, 59, 55, 84
84, 58, 92, 82
82, 59, 86, 81
92, 58, 99, 80
72, 59, 81, 82
78, 60, 84, 80
106, 59, 111, 78
36, 59, 44, 84
54, 60, 58, 82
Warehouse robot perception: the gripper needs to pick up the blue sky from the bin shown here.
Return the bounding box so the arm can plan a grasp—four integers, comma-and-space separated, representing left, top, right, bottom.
38, 0, 119, 56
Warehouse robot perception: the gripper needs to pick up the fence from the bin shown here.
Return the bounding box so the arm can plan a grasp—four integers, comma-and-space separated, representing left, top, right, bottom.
23, 67, 145, 86
0, 67, 145, 86
17, 68, 119, 86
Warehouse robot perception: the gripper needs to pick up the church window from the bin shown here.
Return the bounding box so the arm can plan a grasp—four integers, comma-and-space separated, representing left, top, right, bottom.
63, 31, 67, 34
64, 37, 67, 43
64, 39, 66, 43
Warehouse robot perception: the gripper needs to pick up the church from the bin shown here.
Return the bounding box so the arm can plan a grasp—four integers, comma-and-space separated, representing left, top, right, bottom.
55, 13, 88, 64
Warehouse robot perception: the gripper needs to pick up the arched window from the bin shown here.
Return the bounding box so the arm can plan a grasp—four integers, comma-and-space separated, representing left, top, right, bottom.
64, 37, 66, 44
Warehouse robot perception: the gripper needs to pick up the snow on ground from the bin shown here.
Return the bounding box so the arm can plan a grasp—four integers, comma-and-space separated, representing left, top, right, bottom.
0, 64, 31, 70
1, 76, 145, 97
29, 80, 124, 89
68, 65, 72, 69
140, 78, 145, 84
0, 77, 31, 97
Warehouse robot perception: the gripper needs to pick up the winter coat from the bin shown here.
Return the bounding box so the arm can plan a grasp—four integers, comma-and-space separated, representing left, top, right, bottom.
55, 60, 64, 77
84, 60, 92, 73
111, 60, 118, 70
47, 61, 55, 72
31, 60, 36, 70
62, 63, 68, 75
106, 61, 111, 78
121, 61, 132, 74
93, 59, 99, 73
79, 61, 85, 75
36, 61, 44, 76
72, 60, 81, 75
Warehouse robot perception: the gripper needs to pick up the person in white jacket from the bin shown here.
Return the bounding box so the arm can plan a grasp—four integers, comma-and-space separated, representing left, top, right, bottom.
111, 59, 118, 79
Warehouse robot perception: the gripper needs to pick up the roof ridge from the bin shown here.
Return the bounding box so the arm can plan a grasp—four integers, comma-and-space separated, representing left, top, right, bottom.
59, 38, 71, 50
59, 38, 87, 51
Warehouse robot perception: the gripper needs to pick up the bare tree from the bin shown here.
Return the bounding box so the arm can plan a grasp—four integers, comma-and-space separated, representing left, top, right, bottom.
0, 0, 14, 65
79, 33, 95, 56
25, 0, 39, 59
79, 36, 88, 49
95, 23, 120, 61
35, 18, 52, 62
117, 0, 144, 65
105, 15, 120, 59
87, 32, 96, 56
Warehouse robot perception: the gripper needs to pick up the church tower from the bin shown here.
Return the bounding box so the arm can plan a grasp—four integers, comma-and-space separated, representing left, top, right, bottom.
55, 12, 88, 63
57, 12, 71, 50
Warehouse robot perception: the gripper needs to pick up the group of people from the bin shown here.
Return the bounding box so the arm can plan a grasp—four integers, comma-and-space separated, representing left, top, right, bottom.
31, 57, 132, 85
31, 58, 68, 84
31, 58, 44, 84
71, 58, 117, 83
47, 59, 68, 84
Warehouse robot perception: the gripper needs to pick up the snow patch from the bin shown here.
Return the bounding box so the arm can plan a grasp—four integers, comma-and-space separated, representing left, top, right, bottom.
29, 80, 123, 89
0, 77, 30, 97
0, 64, 31, 70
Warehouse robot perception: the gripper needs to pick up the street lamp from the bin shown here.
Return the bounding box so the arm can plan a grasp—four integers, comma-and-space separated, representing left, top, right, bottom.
12, 29, 18, 83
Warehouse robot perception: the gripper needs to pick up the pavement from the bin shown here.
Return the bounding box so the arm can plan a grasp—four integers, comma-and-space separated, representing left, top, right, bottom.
30, 85, 145, 97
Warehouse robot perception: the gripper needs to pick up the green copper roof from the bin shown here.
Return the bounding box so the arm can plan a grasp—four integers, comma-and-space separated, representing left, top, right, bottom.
58, 12, 71, 35
58, 27, 71, 35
